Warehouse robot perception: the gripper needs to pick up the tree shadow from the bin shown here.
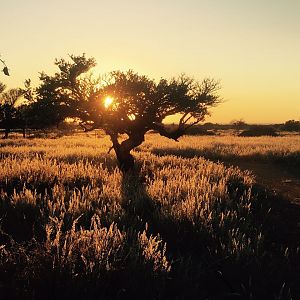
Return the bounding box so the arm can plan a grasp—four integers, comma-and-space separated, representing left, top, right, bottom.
249, 183, 300, 298
151, 148, 300, 248
117, 156, 300, 299
255, 184, 300, 247
120, 166, 156, 231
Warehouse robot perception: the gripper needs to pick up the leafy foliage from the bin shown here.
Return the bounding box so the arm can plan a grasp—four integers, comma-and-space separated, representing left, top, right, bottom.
99, 71, 220, 137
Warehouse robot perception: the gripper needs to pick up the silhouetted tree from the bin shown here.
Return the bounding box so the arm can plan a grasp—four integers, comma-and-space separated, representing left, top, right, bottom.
16, 80, 39, 135
0, 86, 25, 138
239, 125, 278, 137
0, 80, 39, 138
37, 54, 221, 171
230, 119, 248, 131
281, 120, 300, 132
34, 54, 99, 129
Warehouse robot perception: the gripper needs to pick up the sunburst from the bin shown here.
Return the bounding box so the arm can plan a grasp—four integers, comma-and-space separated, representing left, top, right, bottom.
104, 96, 114, 108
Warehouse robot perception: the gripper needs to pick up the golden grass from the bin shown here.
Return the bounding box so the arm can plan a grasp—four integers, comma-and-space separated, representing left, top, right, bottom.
143, 134, 300, 163
0, 133, 299, 298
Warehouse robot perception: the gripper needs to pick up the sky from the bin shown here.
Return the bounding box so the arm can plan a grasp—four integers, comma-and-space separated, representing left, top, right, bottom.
1, 0, 300, 124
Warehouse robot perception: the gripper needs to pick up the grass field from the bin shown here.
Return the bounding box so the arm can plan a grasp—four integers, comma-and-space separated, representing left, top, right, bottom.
0, 133, 300, 299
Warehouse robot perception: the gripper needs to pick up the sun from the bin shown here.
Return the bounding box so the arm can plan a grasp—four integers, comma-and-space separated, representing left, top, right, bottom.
104, 96, 114, 108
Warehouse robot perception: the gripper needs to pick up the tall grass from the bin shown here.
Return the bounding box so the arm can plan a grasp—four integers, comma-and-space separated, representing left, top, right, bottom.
0, 134, 299, 299
144, 134, 300, 165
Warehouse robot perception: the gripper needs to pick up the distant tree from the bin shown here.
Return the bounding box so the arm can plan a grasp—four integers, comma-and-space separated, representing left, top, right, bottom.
239, 125, 278, 137
281, 120, 300, 132
0, 87, 24, 138
230, 119, 248, 131
37, 54, 221, 171
17, 79, 40, 133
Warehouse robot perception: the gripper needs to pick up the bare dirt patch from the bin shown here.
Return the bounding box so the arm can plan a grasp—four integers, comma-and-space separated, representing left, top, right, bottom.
232, 161, 300, 204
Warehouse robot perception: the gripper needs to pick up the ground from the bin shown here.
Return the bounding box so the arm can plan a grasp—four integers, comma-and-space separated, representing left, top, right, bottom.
226, 160, 300, 247
0, 132, 300, 299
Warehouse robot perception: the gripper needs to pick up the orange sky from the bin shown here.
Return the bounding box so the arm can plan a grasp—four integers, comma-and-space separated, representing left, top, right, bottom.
1, 0, 299, 124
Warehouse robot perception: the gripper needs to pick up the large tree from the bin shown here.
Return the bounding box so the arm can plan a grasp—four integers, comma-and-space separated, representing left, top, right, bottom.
37, 54, 221, 171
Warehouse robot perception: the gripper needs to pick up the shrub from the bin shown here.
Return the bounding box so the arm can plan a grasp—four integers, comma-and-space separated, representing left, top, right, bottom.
239, 125, 279, 137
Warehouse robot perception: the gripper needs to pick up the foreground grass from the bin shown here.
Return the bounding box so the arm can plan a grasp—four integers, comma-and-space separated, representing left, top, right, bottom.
0, 134, 299, 299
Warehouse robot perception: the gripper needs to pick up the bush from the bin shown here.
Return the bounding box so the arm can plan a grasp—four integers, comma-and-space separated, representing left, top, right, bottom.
239, 125, 279, 137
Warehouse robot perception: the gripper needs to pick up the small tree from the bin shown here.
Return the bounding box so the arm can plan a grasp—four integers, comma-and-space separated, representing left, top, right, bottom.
37, 54, 221, 171
0, 86, 24, 138
230, 119, 248, 131
282, 120, 300, 132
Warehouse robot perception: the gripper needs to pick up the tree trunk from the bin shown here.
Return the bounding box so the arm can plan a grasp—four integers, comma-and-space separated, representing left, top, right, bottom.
116, 150, 135, 172
110, 132, 145, 172
22, 128, 26, 138
4, 128, 10, 139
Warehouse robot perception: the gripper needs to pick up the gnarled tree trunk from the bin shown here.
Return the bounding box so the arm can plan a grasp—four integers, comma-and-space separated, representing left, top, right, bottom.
110, 132, 145, 172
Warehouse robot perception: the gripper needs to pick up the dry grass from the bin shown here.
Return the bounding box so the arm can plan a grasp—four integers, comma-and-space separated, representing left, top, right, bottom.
0, 133, 299, 299
143, 134, 300, 164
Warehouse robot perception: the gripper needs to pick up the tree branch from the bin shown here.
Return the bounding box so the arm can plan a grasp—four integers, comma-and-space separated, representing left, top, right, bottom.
179, 113, 194, 126
152, 122, 183, 141
79, 121, 96, 132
